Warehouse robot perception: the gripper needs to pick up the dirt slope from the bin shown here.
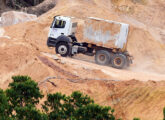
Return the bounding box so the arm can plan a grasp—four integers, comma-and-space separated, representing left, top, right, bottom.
0, 0, 165, 120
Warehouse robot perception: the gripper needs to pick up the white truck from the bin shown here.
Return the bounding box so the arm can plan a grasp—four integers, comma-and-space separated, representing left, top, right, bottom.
47, 16, 133, 69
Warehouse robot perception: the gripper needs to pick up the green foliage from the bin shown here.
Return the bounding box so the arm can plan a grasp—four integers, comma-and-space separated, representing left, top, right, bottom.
43, 91, 115, 120
6, 75, 44, 120
133, 118, 140, 120
15, 104, 48, 120
0, 89, 12, 120
163, 107, 165, 120
6, 76, 44, 108
0, 75, 118, 120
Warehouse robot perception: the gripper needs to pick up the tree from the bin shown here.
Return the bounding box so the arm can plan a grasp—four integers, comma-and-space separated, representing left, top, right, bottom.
0, 89, 12, 120
15, 104, 48, 120
6, 75, 44, 120
43, 91, 115, 120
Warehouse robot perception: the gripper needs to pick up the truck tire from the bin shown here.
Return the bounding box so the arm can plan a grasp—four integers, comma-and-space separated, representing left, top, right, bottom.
95, 50, 111, 65
111, 53, 126, 69
56, 42, 69, 57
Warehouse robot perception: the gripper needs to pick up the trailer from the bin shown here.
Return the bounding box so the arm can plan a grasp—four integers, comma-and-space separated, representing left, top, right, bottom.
47, 16, 133, 69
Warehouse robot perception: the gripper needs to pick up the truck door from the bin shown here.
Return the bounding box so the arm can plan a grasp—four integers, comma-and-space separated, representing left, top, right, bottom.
49, 18, 67, 39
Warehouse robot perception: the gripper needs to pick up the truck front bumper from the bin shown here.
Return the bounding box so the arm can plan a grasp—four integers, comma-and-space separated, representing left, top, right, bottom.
47, 37, 57, 47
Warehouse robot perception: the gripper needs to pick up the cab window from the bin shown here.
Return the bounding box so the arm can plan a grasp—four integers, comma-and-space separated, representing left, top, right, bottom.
52, 20, 66, 28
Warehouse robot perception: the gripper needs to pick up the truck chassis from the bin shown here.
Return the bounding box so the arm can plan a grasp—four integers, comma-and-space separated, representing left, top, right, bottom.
47, 35, 133, 69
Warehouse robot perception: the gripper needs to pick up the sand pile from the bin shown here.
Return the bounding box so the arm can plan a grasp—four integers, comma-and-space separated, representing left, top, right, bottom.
0, 0, 165, 119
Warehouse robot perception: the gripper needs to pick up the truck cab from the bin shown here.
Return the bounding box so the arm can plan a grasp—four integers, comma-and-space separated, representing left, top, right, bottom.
47, 16, 77, 47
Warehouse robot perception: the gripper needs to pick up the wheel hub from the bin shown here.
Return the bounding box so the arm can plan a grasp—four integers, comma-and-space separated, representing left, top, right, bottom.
114, 57, 122, 66
58, 45, 67, 55
99, 55, 106, 61
97, 54, 106, 64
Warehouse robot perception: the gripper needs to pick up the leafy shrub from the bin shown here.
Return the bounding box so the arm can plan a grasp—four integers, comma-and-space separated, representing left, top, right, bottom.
0, 89, 11, 120
6, 75, 44, 120
133, 118, 140, 120
43, 91, 115, 120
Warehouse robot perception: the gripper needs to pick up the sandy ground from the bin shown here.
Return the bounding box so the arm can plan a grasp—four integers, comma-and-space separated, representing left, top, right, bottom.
0, 0, 165, 120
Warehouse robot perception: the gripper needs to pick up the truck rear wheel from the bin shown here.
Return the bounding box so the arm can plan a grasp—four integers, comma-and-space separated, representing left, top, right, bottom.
95, 50, 111, 65
56, 42, 69, 57
111, 54, 126, 69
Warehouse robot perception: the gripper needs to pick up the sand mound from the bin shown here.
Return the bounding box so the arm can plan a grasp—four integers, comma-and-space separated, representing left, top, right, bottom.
0, 0, 165, 119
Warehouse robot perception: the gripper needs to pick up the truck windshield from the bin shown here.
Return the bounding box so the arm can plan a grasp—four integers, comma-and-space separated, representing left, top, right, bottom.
51, 19, 66, 28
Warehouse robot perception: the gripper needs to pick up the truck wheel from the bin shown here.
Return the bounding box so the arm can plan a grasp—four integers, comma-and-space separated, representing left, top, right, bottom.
56, 42, 69, 57
111, 54, 126, 69
95, 50, 111, 65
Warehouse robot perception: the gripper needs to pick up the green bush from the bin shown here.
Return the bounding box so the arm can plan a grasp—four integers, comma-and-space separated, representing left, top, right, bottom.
6, 76, 43, 108
0, 89, 12, 120
133, 118, 140, 120
6, 75, 44, 120
43, 91, 115, 120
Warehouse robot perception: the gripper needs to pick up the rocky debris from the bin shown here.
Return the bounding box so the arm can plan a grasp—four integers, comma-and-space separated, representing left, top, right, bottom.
0, 28, 5, 37
24, 0, 58, 16
41, 52, 60, 60
0, 27, 11, 39
0, 11, 37, 27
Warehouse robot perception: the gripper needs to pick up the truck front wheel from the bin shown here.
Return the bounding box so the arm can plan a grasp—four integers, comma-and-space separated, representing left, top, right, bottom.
95, 50, 111, 65
111, 54, 126, 69
56, 42, 69, 57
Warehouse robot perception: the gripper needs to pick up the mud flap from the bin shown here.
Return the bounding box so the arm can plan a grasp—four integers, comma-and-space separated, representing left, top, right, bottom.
126, 56, 133, 66
68, 43, 73, 57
